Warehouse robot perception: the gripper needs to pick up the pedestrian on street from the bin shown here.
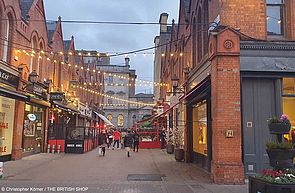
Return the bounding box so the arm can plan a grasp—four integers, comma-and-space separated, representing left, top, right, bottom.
107, 130, 113, 149
160, 128, 166, 149
112, 129, 121, 149
120, 129, 126, 149
99, 133, 107, 156
124, 130, 133, 157
133, 130, 140, 152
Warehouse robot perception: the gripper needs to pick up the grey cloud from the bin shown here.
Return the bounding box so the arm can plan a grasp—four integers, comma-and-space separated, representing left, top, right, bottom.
44, 0, 179, 93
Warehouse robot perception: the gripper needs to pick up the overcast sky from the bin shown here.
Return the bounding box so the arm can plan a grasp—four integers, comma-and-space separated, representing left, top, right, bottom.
44, 0, 179, 94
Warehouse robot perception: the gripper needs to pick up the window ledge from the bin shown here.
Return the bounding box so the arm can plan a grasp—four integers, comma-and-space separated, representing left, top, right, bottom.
267, 35, 286, 41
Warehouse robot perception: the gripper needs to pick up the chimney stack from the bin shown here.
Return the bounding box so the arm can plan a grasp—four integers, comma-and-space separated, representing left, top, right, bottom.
125, 57, 130, 68
159, 13, 168, 33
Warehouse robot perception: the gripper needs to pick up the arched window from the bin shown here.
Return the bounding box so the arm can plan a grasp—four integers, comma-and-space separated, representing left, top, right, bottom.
107, 114, 113, 122
197, 9, 202, 63
192, 17, 197, 68
118, 114, 124, 127
30, 36, 38, 73
38, 43, 44, 79
3, 13, 13, 62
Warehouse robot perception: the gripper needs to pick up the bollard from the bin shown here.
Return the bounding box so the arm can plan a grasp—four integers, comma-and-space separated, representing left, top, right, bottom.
47, 144, 51, 153
57, 145, 61, 154
52, 144, 55, 154
0, 162, 3, 179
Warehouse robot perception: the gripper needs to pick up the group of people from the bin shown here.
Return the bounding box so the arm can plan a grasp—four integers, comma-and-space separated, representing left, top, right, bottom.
98, 128, 140, 157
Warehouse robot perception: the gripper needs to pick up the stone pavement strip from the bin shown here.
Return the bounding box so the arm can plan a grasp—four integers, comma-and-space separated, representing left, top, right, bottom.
0, 149, 248, 193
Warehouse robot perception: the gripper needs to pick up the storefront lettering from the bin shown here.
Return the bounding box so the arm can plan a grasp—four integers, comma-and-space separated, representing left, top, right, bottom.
2, 104, 10, 109
0, 146, 7, 153
0, 122, 8, 129
0, 67, 19, 88
0, 71, 9, 81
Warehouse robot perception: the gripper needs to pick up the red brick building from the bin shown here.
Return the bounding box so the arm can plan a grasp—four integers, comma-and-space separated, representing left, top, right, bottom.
0, 0, 104, 161
158, 0, 295, 184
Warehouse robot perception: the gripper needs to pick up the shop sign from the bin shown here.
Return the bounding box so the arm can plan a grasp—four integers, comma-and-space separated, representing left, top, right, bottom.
27, 114, 36, 121
0, 68, 19, 88
49, 92, 65, 101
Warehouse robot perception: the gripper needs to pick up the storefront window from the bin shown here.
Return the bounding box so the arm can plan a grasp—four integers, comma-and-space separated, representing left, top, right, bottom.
0, 96, 15, 156
23, 104, 44, 153
282, 78, 295, 140
192, 100, 207, 155
118, 114, 124, 127
107, 114, 113, 122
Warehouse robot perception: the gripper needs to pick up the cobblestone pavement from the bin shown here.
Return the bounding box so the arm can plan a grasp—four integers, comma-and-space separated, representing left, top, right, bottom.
0, 148, 248, 193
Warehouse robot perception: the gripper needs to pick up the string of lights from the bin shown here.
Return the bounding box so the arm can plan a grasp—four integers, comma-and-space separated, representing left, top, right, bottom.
75, 85, 155, 106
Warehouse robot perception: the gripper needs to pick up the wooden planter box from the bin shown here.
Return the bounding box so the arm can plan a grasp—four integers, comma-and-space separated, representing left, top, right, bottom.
249, 176, 295, 193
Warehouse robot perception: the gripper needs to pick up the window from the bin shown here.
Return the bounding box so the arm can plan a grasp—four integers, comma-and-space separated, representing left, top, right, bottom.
118, 114, 124, 127
192, 100, 207, 155
267, 0, 284, 35
107, 99, 112, 104
3, 14, 13, 62
107, 114, 113, 122
282, 78, 295, 141
108, 76, 113, 83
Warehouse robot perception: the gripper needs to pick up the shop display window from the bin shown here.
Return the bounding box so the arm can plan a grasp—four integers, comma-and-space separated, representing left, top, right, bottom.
192, 100, 207, 155
282, 78, 295, 141
23, 104, 44, 153
0, 96, 15, 156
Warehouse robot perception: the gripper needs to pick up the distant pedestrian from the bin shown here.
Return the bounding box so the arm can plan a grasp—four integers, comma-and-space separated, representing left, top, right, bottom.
160, 128, 166, 149
121, 129, 126, 149
99, 133, 107, 156
113, 129, 121, 149
133, 130, 140, 152
124, 130, 133, 157
107, 130, 113, 149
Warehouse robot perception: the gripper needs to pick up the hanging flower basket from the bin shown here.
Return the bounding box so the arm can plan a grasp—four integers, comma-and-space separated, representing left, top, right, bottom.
267, 115, 291, 134
268, 123, 291, 134
266, 149, 295, 169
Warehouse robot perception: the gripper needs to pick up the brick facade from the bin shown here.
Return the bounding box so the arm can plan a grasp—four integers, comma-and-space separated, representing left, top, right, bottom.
157, 0, 295, 184
0, 0, 103, 160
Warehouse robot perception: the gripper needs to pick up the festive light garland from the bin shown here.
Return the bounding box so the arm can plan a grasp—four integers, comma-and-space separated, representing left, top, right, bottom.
14, 50, 169, 87
75, 85, 155, 106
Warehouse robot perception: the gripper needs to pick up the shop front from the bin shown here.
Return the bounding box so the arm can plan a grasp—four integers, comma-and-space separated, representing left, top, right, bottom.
48, 99, 78, 153
23, 81, 50, 156
0, 61, 27, 161
186, 78, 212, 172
240, 41, 295, 176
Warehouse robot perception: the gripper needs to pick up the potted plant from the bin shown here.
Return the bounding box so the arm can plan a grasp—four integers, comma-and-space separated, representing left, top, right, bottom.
173, 127, 184, 162
249, 169, 295, 193
266, 141, 295, 169
267, 114, 291, 134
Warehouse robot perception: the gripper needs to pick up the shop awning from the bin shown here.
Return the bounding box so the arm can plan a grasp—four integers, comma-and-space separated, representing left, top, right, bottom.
0, 87, 28, 101
94, 112, 114, 127
53, 101, 79, 113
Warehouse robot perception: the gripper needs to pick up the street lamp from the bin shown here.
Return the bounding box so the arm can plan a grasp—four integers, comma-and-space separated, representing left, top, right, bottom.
29, 70, 39, 83
171, 74, 179, 96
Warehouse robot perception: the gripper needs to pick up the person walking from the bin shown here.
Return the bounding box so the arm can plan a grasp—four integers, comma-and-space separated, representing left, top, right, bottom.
107, 130, 113, 149
133, 130, 140, 152
124, 130, 133, 157
99, 132, 107, 156
112, 129, 121, 149
160, 128, 166, 149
